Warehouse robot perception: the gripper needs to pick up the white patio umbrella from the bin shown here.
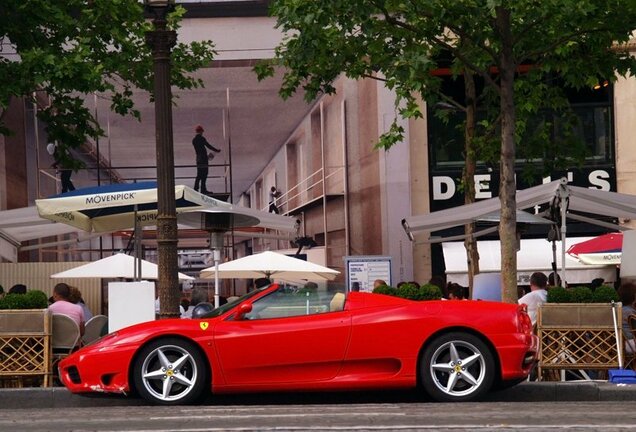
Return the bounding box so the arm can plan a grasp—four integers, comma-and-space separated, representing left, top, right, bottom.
199, 251, 339, 283
177, 205, 298, 233
50, 253, 194, 280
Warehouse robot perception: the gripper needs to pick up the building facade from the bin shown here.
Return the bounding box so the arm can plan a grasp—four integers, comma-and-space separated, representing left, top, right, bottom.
1, 4, 635, 294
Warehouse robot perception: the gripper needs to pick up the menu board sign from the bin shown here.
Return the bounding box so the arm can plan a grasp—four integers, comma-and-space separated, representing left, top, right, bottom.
344, 256, 392, 292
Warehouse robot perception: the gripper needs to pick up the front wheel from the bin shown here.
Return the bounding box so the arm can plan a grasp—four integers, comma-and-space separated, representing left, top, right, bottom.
420, 332, 495, 402
133, 338, 208, 405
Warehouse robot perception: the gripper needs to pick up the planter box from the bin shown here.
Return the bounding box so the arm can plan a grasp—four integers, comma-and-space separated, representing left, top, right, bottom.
0, 309, 51, 387
537, 303, 620, 379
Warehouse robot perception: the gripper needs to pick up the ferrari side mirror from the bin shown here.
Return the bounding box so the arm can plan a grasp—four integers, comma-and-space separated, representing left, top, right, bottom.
235, 302, 253, 320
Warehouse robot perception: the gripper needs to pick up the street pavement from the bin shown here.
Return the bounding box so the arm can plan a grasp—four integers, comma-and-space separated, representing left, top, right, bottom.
0, 381, 635, 410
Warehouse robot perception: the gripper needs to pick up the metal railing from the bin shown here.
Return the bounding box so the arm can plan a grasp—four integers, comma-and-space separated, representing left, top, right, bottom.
261, 165, 345, 215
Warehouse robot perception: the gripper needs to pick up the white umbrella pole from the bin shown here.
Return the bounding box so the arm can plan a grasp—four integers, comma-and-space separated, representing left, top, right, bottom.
612, 301, 624, 369
552, 239, 557, 284
209, 231, 224, 309
134, 205, 141, 281
558, 179, 568, 287
214, 248, 220, 308
561, 200, 566, 286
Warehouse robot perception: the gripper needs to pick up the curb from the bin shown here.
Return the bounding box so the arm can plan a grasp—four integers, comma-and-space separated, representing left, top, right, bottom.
0, 382, 635, 409
483, 381, 636, 402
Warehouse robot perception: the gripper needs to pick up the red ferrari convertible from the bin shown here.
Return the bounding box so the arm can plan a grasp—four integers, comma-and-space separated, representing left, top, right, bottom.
59, 284, 537, 404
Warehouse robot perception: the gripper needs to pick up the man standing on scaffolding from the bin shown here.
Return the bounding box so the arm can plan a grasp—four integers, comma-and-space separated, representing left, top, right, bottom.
192, 125, 220, 194
48, 142, 76, 193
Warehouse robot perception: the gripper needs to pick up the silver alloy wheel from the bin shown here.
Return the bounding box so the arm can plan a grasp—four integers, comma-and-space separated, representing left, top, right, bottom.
140, 344, 198, 402
429, 340, 486, 397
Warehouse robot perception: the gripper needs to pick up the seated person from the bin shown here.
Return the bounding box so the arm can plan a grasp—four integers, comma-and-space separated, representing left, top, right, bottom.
518, 272, 548, 326
448, 283, 466, 300
619, 282, 636, 354
180, 298, 191, 319
254, 277, 271, 290
8, 284, 27, 294
49, 282, 85, 336
155, 296, 186, 318
69, 286, 93, 321
373, 279, 387, 290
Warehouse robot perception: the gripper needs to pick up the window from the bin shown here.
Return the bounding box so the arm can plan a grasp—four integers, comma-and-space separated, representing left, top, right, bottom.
243, 285, 345, 320
428, 78, 613, 170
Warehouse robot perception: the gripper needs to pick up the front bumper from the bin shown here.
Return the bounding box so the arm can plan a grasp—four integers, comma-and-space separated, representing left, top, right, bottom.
58, 344, 137, 394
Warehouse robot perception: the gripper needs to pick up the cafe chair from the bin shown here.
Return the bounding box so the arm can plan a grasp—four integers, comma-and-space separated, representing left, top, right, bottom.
51, 313, 81, 360
82, 315, 108, 345
625, 314, 636, 370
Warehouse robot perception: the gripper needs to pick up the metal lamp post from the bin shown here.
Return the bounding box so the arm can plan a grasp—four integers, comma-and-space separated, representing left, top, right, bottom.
145, 0, 179, 319
202, 213, 232, 309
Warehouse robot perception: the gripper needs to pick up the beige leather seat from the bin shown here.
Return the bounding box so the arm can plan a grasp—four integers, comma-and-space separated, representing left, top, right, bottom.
329, 292, 346, 312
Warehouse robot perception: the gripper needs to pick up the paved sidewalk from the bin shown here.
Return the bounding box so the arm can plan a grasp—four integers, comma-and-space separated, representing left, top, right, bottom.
0, 381, 635, 409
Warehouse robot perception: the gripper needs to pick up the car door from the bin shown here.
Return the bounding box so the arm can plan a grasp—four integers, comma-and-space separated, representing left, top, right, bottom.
213, 288, 351, 385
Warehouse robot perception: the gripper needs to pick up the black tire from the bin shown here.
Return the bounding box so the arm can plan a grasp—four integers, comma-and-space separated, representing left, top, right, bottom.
132, 338, 208, 405
420, 332, 495, 402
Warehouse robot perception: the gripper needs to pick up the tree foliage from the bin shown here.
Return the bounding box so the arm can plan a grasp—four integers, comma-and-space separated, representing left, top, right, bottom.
257, 1, 633, 150
258, 0, 636, 302
1, 0, 215, 168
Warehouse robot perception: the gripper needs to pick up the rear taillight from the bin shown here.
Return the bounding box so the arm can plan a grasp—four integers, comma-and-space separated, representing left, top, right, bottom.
516, 304, 533, 334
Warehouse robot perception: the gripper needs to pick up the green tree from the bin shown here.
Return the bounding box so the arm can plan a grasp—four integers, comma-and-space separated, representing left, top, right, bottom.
0, 0, 215, 168
257, 0, 636, 302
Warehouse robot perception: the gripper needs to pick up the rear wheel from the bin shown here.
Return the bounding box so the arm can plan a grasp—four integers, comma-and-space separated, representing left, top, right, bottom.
420, 332, 495, 402
133, 338, 207, 405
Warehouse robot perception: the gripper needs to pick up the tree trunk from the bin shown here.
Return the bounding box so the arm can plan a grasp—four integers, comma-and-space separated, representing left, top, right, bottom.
463, 69, 479, 296
496, 7, 519, 303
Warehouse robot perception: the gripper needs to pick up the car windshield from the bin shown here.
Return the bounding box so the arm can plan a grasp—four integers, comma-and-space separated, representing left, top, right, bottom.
199, 287, 267, 318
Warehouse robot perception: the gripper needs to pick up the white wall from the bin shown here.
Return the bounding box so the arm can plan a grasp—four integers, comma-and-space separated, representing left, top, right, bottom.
376, 80, 414, 283
179, 17, 281, 60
